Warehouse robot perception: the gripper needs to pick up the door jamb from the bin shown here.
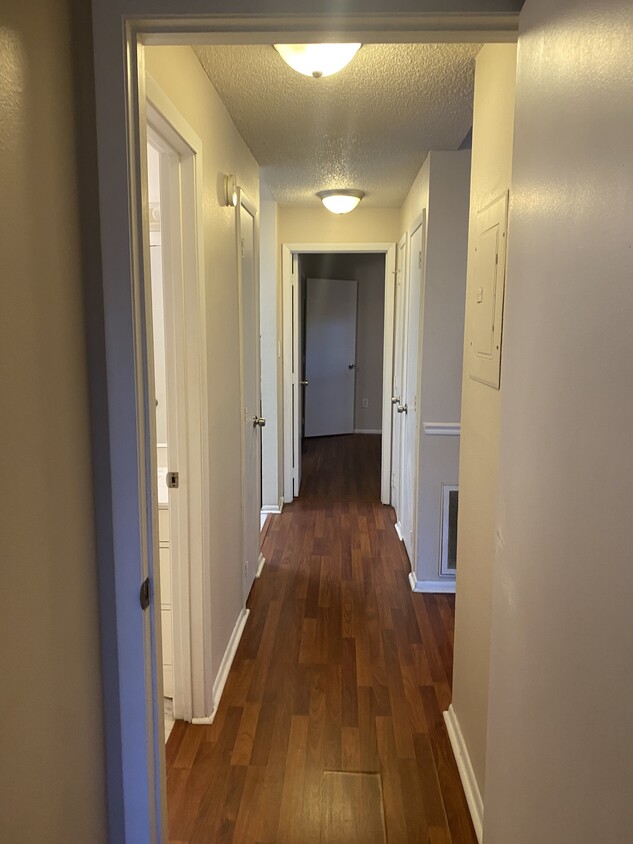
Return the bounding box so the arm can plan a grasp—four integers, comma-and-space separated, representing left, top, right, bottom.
93, 12, 518, 842
235, 188, 260, 603
282, 242, 396, 504
145, 76, 212, 724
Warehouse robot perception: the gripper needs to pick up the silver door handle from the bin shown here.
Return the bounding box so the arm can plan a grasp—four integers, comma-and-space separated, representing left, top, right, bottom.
397, 404, 408, 414
253, 416, 266, 427
348, 363, 356, 369
301, 380, 308, 386
392, 396, 400, 405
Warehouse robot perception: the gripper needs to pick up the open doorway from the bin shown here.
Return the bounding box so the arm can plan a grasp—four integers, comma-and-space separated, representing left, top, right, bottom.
282, 243, 396, 505
91, 11, 514, 838
297, 252, 386, 501
142, 81, 213, 741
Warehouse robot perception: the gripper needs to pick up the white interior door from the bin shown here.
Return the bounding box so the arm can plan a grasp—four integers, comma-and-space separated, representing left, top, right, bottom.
391, 234, 408, 517
399, 218, 425, 564
238, 195, 261, 601
294, 256, 303, 495
304, 278, 358, 438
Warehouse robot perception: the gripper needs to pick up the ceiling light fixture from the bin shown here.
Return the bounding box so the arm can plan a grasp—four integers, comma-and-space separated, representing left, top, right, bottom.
317, 189, 365, 215
273, 43, 361, 79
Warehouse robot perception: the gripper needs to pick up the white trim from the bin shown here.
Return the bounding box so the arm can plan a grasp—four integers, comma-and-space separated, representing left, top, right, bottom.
282, 246, 295, 503
408, 572, 456, 593
139, 16, 519, 46
399, 212, 427, 569
394, 521, 404, 542
191, 608, 250, 725
235, 188, 261, 604
354, 428, 382, 435
256, 553, 266, 578
282, 242, 396, 506
444, 705, 484, 843
261, 501, 283, 515
423, 422, 461, 436
146, 79, 211, 723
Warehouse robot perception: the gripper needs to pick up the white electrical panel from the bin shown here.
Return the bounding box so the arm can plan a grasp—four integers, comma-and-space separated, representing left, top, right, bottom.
468, 191, 509, 389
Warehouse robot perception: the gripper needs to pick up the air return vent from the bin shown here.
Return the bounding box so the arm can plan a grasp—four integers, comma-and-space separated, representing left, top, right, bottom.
440, 484, 459, 576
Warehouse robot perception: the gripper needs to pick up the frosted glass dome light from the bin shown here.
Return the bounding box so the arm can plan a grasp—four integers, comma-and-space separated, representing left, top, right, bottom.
317, 189, 365, 214
274, 43, 361, 78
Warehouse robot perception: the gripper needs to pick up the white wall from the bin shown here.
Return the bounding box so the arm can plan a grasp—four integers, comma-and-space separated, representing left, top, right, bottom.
299, 253, 386, 432
399, 151, 471, 587
483, 1, 633, 840
144, 46, 259, 697
259, 198, 283, 510
0, 0, 107, 839
449, 44, 517, 801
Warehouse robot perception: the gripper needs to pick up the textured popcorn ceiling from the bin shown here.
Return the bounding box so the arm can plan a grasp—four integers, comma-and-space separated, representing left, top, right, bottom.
193, 43, 480, 207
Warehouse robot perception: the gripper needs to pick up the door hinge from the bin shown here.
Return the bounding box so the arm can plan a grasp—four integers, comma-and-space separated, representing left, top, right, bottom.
166, 471, 179, 489
140, 577, 151, 611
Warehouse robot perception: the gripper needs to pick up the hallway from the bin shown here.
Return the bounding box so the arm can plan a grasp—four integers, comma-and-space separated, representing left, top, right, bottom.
300, 434, 382, 502
165, 440, 476, 842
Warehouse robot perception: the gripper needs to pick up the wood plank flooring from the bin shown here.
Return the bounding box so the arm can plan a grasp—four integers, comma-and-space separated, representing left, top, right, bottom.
166, 437, 475, 843
300, 434, 381, 501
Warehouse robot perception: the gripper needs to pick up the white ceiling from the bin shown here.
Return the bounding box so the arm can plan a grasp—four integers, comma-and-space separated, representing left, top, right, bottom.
193, 43, 480, 208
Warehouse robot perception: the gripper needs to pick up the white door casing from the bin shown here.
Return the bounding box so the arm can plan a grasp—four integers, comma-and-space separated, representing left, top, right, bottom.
399, 215, 426, 565
391, 233, 408, 518
146, 139, 174, 702
236, 191, 261, 602
282, 243, 396, 504
146, 80, 211, 728
293, 255, 303, 496
304, 278, 358, 438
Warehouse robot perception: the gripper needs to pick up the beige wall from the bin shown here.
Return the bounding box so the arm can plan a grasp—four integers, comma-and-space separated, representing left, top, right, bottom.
483, 1, 633, 840
0, 0, 107, 840
145, 46, 259, 689
278, 205, 401, 245
450, 43, 517, 795
400, 155, 430, 235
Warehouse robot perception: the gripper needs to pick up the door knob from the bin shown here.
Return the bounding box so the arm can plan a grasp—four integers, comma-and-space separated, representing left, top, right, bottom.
348, 363, 356, 370
253, 416, 266, 427
301, 380, 308, 386
392, 396, 400, 405
397, 404, 408, 414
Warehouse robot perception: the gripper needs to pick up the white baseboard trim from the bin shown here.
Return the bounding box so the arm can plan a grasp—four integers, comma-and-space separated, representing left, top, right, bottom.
408, 572, 456, 594
191, 608, 250, 725
354, 428, 382, 434
256, 553, 265, 578
444, 705, 484, 843
261, 499, 283, 515
394, 521, 404, 542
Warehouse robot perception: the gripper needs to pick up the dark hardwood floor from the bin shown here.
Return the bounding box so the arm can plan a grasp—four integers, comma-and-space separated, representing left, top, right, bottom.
165, 437, 475, 843
300, 434, 381, 502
